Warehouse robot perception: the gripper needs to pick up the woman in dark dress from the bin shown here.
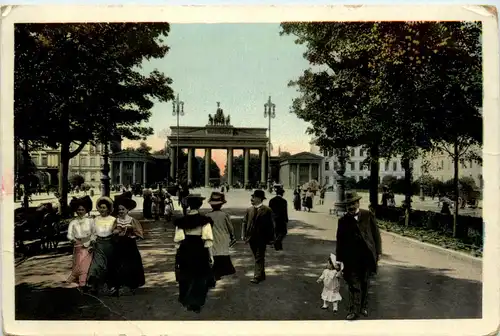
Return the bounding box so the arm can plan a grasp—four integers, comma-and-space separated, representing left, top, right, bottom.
173, 194, 215, 313
86, 197, 116, 296
109, 196, 146, 296
142, 189, 152, 219
293, 186, 301, 211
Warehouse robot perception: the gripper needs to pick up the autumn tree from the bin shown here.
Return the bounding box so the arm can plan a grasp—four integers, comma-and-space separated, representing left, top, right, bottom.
15, 23, 174, 215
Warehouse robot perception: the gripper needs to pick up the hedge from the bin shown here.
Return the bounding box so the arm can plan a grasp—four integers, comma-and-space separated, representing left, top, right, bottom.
375, 205, 483, 257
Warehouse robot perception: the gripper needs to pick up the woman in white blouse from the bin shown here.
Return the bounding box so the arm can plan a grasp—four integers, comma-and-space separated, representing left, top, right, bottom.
67, 196, 95, 292
86, 196, 116, 296
173, 194, 215, 313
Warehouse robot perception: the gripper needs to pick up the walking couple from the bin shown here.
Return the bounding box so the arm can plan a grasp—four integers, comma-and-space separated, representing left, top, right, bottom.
173, 192, 236, 313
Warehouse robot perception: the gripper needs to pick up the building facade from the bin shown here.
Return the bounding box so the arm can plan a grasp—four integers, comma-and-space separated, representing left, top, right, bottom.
278, 152, 323, 189
413, 145, 483, 188
309, 143, 406, 187
31, 139, 122, 188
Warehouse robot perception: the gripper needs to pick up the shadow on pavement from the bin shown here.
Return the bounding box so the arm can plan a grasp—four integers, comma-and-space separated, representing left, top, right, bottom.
15, 207, 482, 321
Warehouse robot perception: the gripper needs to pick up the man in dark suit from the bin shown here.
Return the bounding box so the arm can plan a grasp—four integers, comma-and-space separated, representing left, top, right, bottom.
336, 190, 382, 321
241, 189, 275, 284
268, 187, 289, 251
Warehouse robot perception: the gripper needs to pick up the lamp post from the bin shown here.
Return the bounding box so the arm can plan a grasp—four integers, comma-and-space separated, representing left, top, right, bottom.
333, 147, 349, 216
264, 96, 276, 191
172, 94, 184, 183
100, 140, 111, 197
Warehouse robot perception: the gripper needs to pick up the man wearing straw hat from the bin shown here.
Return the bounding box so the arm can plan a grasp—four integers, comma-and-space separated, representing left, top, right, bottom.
335, 190, 382, 321
241, 189, 275, 284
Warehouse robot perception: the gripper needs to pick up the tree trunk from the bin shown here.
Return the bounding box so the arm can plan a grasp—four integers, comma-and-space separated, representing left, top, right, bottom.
22, 140, 30, 211
369, 143, 380, 212
453, 141, 460, 238
402, 157, 413, 227
58, 141, 71, 217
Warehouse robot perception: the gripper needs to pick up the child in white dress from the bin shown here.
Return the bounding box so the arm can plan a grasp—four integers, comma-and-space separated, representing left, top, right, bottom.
317, 253, 343, 312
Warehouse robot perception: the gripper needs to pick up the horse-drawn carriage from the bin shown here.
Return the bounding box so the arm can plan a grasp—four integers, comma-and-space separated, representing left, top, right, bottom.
15, 203, 64, 254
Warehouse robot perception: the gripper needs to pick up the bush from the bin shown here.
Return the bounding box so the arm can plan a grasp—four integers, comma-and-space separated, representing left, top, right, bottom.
345, 177, 357, 189
70, 174, 85, 187
375, 205, 483, 253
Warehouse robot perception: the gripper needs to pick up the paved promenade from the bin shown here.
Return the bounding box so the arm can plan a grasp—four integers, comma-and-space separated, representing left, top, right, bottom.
15, 188, 482, 320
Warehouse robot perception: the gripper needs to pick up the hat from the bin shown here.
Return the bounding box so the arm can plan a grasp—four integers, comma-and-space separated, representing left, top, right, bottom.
342, 190, 362, 205
251, 189, 266, 200
70, 195, 93, 213
122, 191, 133, 199
185, 193, 206, 201
96, 196, 114, 213
275, 187, 285, 196
330, 253, 344, 271
114, 195, 137, 211
208, 192, 226, 205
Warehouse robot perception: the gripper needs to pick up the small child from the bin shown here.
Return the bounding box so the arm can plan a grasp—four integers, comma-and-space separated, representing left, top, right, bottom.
317, 253, 343, 312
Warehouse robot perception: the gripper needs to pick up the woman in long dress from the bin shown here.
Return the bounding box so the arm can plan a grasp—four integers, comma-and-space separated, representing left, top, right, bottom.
86, 196, 117, 296
110, 196, 146, 296
67, 196, 95, 292
174, 194, 215, 313
143, 189, 152, 219
304, 188, 314, 212
205, 192, 236, 281
293, 186, 301, 211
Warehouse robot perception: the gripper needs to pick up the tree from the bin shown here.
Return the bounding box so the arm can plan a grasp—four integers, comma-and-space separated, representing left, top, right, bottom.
136, 141, 152, 154
70, 174, 85, 188
152, 148, 167, 155
280, 22, 391, 208
15, 23, 175, 215
281, 22, 482, 218
279, 151, 292, 159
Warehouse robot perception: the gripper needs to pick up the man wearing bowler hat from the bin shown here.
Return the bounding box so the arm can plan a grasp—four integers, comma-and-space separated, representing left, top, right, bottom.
268, 186, 289, 251
241, 189, 275, 284
335, 190, 382, 321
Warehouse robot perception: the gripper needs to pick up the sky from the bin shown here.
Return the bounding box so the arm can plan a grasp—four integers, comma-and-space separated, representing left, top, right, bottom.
122, 23, 313, 169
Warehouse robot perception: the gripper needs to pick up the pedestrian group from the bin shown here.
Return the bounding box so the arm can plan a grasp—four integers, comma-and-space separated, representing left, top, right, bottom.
66, 185, 382, 321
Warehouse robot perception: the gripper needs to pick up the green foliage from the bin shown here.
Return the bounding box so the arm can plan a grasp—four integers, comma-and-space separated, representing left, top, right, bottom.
15, 23, 175, 212
279, 151, 292, 159
280, 22, 482, 211
70, 174, 85, 187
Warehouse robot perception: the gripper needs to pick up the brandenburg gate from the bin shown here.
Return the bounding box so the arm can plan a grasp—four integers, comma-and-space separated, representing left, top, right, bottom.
167, 103, 269, 187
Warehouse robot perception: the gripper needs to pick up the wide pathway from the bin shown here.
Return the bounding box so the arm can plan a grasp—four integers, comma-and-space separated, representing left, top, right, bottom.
15, 188, 482, 320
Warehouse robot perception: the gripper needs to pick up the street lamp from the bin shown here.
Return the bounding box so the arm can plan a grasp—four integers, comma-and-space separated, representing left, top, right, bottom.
100, 140, 111, 197
333, 147, 349, 216
172, 94, 184, 183
264, 96, 276, 190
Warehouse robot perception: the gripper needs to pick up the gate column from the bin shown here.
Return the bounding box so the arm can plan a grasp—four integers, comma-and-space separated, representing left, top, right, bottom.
205, 148, 211, 187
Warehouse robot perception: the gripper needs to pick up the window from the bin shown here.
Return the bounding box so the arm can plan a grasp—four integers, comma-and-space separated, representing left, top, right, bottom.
325, 176, 330, 185
100, 158, 104, 166
80, 157, 86, 166
41, 155, 48, 166
329, 150, 334, 157
70, 158, 76, 166
469, 160, 473, 169
324, 161, 330, 171
360, 149, 364, 157
358, 162, 363, 171
385, 162, 389, 171
334, 162, 339, 170
349, 162, 355, 171
393, 162, 397, 171
90, 157, 96, 167
441, 160, 444, 169
89, 146, 94, 155
350, 148, 355, 157
323, 149, 328, 157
